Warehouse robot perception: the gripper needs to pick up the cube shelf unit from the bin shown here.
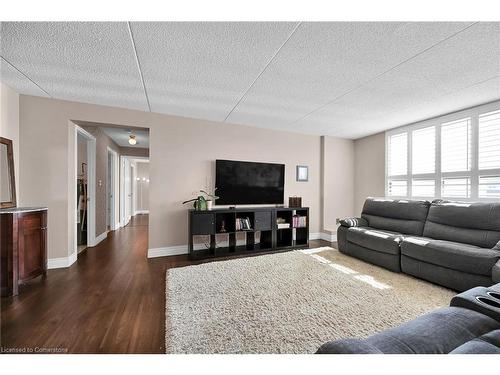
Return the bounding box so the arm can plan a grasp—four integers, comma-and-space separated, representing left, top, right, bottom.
188, 207, 309, 260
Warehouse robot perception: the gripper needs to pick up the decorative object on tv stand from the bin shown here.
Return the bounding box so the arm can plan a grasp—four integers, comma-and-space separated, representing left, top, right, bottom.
182, 189, 219, 211
296, 165, 308, 182
276, 217, 290, 229
289, 196, 302, 208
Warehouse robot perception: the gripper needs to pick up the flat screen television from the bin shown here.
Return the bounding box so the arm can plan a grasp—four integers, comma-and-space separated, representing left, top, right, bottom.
215, 159, 285, 205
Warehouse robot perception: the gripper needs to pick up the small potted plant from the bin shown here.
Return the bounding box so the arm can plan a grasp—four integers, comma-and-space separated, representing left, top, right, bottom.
182, 188, 219, 211
201, 188, 219, 210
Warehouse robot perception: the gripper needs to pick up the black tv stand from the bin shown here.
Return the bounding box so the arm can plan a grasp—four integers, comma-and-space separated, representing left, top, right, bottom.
188, 207, 309, 260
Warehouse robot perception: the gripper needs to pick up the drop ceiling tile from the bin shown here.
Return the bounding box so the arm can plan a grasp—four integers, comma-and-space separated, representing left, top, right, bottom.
1, 22, 148, 111
130, 22, 297, 122
226, 22, 471, 129
0, 58, 49, 97
415, 22, 500, 94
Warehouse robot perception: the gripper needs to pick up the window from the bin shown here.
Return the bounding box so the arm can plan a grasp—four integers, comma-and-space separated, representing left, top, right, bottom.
412, 126, 435, 174
388, 133, 407, 176
388, 179, 407, 197
479, 176, 500, 198
412, 179, 435, 197
386, 103, 500, 201
441, 118, 471, 173
442, 177, 471, 198
478, 110, 500, 170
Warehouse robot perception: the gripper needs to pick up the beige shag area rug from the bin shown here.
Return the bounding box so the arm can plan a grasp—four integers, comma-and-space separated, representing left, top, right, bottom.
165, 247, 455, 354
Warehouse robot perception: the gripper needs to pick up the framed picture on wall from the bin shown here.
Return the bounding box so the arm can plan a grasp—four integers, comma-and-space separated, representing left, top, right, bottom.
296, 165, 308, 182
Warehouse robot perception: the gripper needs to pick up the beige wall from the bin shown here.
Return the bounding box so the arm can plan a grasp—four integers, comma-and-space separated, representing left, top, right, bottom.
321, 136, 355, 233
353, 132, 386, 214
135, 162, 149, 211
81, 126, 121, 237
18, 95, 331, 260
0, 83, 20, 201
120, 146, 149, 158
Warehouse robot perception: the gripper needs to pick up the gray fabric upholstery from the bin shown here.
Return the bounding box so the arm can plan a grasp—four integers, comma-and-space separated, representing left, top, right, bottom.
450, 330, 500, 354
339, 217, 368, 228
401, 237, 500, 276
361, 198, 430, 236
347, 227, 403, 255
317, 307, 500, 354
341, 241, 401, 272
424, 200, 500, 248
401, 255, 493, 291
337, 225, 348, 251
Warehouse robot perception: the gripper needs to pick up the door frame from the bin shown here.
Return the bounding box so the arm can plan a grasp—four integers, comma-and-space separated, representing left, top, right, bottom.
74, 125, 97, 252
120, 156, 132, 227
107, 147, 120, 231
120, 156, 149, 226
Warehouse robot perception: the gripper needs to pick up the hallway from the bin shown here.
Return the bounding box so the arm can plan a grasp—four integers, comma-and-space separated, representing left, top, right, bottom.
1, 214, 170, 353
1, 214, 330, 353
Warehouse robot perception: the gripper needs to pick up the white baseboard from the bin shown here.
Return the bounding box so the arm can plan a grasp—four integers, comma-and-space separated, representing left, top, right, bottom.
309, 232, 337, 242
148, 245, 188, 258
320, 232, 337, 242
134, 210, 149, 215
48, 251, 77, 269
90, 231, 108, 247
309, 232, 321, 240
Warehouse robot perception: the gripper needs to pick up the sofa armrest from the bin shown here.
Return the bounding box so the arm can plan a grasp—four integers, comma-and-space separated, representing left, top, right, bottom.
339, 217, 368, 228
493, 259, 500, 284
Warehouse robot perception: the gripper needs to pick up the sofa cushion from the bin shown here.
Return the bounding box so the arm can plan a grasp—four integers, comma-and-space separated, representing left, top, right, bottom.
361, 198, 430, 236
401, 237, 500, 276
347, 227, 403, 255
450, 329, 500, 354
424, 200, 500, 248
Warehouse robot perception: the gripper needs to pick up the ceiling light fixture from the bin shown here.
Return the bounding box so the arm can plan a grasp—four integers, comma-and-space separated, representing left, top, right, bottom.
128, 134, 137, 145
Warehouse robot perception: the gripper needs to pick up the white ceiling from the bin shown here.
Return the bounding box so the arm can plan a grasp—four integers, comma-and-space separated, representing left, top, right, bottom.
100, 126, 149, 148
1, 22, 499, 139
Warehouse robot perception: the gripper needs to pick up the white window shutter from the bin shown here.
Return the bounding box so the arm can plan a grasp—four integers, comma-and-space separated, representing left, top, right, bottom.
441, 118, 471, 173
388, 133, 407, 176
412, 126, 435, 174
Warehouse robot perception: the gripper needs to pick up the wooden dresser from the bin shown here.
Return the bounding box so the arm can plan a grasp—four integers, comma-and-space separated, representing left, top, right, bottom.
1, 207, 48, 297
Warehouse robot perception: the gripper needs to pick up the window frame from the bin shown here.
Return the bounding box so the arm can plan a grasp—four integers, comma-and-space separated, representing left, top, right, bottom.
385, 100, 500, 201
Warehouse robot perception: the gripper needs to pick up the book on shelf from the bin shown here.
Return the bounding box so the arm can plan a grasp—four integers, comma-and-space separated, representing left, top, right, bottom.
277, 223, 290, 229
292, 215, 307, 228
236, 217, 252, 231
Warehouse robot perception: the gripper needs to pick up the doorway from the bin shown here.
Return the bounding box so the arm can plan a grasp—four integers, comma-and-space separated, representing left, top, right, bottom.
120, 156, 149, 226
75, 125, 96, 256
107, 147, 119, 231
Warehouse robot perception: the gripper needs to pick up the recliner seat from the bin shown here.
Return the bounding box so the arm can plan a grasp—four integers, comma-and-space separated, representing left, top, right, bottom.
338, 198, 431, 272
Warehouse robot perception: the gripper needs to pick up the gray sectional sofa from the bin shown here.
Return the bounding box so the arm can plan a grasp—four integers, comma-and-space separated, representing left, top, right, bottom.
338, 198, 500, 291
317, 283, 500, 354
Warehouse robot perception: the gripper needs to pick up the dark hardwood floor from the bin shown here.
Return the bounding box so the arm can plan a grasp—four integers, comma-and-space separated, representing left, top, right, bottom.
0, 214, 333, 353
